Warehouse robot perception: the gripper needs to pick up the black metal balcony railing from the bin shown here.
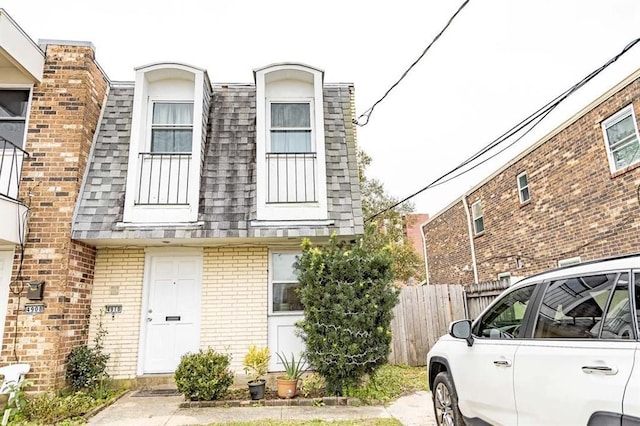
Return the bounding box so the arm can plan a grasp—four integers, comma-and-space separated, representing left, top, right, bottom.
266, 152, 317, 203
0, 137, 28, 202
136, 152, 191, 205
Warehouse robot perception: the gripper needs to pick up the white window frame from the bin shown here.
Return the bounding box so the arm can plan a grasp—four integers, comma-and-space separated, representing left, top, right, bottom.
601, 105, 640, 173
558, 256, 581, 267
0, 88, 31, 149
254, 64, 328, 221
268, 251, 303, 316
517, 171, 530, 203
268, 101, 314, 153
148, 100, 194, 153
471, 200, 484, 235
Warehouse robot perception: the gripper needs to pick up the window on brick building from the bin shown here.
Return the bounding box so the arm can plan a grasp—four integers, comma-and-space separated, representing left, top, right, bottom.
0, 90, 29, 149
602, 105, 640, 172
517, 172, 530, 203
471, 200, 484, 234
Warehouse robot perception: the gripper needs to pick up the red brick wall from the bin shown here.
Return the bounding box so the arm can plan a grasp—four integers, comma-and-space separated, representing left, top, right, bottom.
424, 201, 475, 284
403, 213, 429, 263
3, 43, 108, 390
424, 75, 640, 284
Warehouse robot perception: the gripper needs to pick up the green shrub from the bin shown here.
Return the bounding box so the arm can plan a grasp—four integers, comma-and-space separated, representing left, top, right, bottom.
65, 345, 109, 392
174, 349, 234, 400
66, 310, 110, 392
296, 236, 399, 395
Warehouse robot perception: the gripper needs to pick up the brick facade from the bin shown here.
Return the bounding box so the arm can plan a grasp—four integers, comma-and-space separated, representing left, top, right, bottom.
424, 71, 640, 284
3, 43, 108, 390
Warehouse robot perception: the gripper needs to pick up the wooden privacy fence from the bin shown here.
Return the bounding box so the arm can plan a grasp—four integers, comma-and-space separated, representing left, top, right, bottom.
389, 284, 466, 366
388, 279, 511, 366
464, 279, 510, 320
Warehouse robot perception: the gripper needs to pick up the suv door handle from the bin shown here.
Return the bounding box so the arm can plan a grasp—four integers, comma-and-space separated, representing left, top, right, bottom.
581, 365, 618, 375
493, 360, 512, 367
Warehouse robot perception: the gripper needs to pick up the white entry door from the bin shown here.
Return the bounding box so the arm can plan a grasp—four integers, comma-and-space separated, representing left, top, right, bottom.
268, 252, 305, 371
142, 253, 201, 374
0, 251, 12, 353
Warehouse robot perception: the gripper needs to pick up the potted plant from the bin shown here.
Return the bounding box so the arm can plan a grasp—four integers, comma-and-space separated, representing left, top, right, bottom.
243, 345, 270, 400
275, 352, 306, 398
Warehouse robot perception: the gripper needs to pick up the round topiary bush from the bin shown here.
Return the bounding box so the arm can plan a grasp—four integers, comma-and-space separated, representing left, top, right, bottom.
174, 349, 234, 401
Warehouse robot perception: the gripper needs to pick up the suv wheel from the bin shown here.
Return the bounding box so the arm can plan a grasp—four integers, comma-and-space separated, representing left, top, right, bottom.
433, 371, 465, 426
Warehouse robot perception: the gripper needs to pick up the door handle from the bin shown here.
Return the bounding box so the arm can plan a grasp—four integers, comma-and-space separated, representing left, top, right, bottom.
582, 365, 618, 375
493, 360, 512, 367
147, 317, 152, 322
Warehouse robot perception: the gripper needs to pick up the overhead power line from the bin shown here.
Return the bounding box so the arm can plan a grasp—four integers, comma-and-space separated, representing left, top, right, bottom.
354, 0, 471, 127
366, 38, 640, 222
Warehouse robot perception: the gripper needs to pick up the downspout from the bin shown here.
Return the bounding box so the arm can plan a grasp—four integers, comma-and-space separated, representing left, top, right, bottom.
461, 196, 479, 284
420, 219, 430, 285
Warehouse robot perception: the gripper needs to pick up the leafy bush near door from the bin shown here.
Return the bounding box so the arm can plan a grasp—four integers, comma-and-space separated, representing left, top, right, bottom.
65, 310, 110, 392
174, 349, 234, 400
295, 236, 399, 395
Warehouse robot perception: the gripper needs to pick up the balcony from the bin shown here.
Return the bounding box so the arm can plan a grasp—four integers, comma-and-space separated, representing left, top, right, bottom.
266, 152, 317, 203
0, 137, 29, 244
136, 152, 191, 205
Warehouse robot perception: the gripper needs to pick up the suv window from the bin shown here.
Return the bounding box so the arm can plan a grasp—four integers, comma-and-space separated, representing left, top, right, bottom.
635, 272, 640, 337
534, 273, 630, 339
472, 284, 535, 339
599, 273, 634, 339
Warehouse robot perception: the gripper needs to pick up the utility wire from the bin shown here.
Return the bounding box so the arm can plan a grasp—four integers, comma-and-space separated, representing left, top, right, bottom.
366, 38, 640, 222
354, 0, 471, 127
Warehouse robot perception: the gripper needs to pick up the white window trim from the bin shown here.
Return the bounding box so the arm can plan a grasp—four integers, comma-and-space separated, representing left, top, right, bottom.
471, 200, 484, 235
601, 104, 640, 173
255, 64, 328, 221
123, 64, 205, 224
148, 100, 194, 153
558, 256, 581, 267
267, 99, 314, 153
0, 86, 33, 150
517, 171, 530, 203
268, 250, 303, 317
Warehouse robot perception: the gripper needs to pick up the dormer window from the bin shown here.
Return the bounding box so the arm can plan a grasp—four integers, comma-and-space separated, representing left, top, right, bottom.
254, 63, 328, 221
122, 63, 210, 224
151, 102, 194, 153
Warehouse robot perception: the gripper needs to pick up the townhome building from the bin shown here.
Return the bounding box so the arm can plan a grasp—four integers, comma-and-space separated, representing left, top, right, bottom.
0, 9, 363, 389
423, 67, 640, 285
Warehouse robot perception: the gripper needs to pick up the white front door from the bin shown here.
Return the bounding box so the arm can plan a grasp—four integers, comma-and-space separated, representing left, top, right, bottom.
268, 252, 305, 371
142, 253, 201, 374
0, 251, 12, 353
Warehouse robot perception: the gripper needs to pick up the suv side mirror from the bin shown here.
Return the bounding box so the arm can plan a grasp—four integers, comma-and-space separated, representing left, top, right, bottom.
450, 319, 474, 347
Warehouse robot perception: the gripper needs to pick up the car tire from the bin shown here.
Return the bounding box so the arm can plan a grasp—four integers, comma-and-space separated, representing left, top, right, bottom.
432, 371, 465, 426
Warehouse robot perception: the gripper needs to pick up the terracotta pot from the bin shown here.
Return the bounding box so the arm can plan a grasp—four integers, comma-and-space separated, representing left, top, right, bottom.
276, 376, 298, 399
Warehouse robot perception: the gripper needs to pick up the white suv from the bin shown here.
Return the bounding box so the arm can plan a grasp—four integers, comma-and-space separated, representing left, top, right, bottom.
427, 254, 640, 426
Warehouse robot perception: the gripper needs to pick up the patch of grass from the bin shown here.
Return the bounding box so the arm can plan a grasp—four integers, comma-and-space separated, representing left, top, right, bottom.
342, 364, 428, 403
208, 420, 402, 426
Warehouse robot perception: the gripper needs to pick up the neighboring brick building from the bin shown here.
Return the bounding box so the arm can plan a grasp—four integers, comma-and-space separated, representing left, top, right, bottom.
0, 10, 108, 390
402, 213, 428, 284
423, 68, 640, 285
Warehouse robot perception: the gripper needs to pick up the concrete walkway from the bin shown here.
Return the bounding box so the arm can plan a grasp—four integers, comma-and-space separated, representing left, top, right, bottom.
88, 391, 437, 425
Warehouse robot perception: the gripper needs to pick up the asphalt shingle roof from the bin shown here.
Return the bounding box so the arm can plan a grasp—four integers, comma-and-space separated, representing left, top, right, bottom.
72, 82, 363, 241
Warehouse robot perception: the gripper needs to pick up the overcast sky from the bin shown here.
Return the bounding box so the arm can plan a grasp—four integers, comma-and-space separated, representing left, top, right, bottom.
5, 0, 640, 216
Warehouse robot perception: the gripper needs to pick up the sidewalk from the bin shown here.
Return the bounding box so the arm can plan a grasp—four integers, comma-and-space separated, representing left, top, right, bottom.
88, 391, 437, 426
